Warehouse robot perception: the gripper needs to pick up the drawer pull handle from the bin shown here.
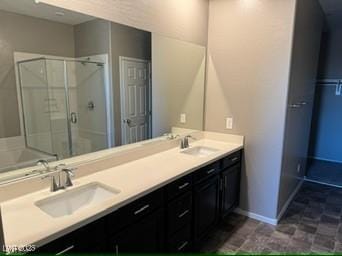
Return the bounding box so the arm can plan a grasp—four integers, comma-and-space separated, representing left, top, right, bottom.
206, 168, 216, 175
115, 245, 119, 256
178, 182, 190, 190
177, 241, 189, 251
56, 245, 74, 255
231, 157, 239, 162
178, 209, 190, 218
134, 204, 150, 215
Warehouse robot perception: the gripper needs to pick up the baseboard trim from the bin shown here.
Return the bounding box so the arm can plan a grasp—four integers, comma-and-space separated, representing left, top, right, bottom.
308, 156, 342, 164
276, 179, 303, 223
304, 177, 342, 189
234, 180, 303, 226
234, 208, 278, 226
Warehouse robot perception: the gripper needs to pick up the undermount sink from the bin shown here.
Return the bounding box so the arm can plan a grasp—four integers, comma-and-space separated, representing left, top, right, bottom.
35, 182, 120, 218
181, 146, 219, 157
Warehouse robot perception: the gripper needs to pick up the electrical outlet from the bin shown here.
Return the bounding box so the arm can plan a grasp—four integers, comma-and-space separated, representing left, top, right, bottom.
226, 117, 233, 129
180, 113, 186, 124
297, 164, 301, 173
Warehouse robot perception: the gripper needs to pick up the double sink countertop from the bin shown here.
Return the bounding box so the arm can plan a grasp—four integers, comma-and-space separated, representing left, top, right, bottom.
0, 132, 244, 248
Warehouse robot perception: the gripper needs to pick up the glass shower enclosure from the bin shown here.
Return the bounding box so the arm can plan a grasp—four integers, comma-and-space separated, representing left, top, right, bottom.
18, 57, 111, 160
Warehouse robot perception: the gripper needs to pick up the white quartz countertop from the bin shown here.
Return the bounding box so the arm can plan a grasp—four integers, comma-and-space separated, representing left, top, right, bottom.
1, 136, 243, 248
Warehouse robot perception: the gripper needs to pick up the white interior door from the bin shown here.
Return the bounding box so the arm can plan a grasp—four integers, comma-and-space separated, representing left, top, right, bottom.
120, 57, 151, 145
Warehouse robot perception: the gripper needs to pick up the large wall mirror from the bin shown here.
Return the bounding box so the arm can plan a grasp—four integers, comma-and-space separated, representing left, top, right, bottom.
0, 0, 206, 184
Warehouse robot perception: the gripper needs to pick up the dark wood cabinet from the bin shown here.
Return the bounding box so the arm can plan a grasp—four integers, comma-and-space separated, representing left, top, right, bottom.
36, 219, 106, 254
221, 164, 241, 217
193, 174, 220, 246
32, 150, 242, 254
109, 209, 164, 254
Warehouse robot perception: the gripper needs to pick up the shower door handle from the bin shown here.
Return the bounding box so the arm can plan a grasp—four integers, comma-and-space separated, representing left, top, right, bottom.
70, 112, 78, 124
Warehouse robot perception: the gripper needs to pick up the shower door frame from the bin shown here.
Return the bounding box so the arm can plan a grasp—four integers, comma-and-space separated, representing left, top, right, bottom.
16, 54, 113, 159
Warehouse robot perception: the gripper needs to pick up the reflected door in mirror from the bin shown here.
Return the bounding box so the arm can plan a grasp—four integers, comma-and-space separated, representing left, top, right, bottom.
120, 57, 151, 145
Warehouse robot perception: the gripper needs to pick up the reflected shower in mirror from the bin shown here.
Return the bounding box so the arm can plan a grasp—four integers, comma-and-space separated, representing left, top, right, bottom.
0, 0, 206, 183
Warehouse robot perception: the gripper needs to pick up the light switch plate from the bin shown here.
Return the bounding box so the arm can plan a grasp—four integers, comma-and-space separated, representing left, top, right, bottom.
226, 117, 233, 129
180, 113, 186, 124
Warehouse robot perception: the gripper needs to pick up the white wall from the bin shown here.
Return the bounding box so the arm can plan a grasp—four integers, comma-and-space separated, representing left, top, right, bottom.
39, 0, 209, 46
205, 0, 297, 220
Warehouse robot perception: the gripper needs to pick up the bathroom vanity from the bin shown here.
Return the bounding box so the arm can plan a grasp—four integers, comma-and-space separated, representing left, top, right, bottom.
36, 151, 242, 254
0, 133, 243, 254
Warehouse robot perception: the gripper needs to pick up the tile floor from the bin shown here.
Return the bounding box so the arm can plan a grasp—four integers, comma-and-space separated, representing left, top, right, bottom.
201, 181, 342, 254
306, 159, 342, 187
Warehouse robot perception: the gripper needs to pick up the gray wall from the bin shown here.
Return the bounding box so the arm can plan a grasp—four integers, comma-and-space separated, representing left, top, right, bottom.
309, 29, 342, 163
74, 19, 110, 57
74, 19, 151, 146
110, 22, 151, 146
0, 9, 75, 139
205, 0, 297, 219
278, 0, 324, 215
39, 0, 209, 46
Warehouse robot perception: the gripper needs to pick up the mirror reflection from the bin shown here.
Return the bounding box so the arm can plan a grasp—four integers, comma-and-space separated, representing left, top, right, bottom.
0, 0, 206, 183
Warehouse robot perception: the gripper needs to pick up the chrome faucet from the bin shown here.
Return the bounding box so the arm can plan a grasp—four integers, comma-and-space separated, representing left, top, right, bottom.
180, 135, 195, 149
42, 164, 76, 192
164, 133, 180, 140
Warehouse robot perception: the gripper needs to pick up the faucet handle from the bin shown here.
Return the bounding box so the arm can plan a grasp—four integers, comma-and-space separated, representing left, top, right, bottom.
54, 163, 67, 171
62, 168, 76, 177
36, 160, 50, 171
61, 167, 76, 188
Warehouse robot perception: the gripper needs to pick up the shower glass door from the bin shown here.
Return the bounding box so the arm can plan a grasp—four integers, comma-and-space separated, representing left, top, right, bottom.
45, 59, 72, 159
19, 58, 109, 160
19, 59, 56, 155
65, 60, 108, 157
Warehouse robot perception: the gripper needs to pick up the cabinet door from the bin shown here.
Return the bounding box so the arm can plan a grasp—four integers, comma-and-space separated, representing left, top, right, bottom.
221, 165, 241, 216
109, 209, 164, 254
193, 175, 220, 244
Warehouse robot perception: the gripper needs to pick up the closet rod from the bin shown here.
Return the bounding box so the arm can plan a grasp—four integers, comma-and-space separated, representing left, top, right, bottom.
316, 79, 341, 87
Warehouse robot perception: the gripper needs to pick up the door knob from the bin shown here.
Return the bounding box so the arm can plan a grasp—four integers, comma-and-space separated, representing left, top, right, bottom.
123, 119, 132, 125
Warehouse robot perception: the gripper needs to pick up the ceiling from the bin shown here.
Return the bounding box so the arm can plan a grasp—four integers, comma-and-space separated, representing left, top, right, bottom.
0, 0, 94, 25
319, 0, 342, 30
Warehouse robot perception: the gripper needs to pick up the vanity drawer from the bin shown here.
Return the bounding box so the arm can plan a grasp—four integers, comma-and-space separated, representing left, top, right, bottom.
107, 189, 164, 233
167, 225, 192, 252
167, 192, 192, 235
36, 219, 106, 253
166, 174, 192, 200
194, 161, 220, 183
222, 151, 241, 169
